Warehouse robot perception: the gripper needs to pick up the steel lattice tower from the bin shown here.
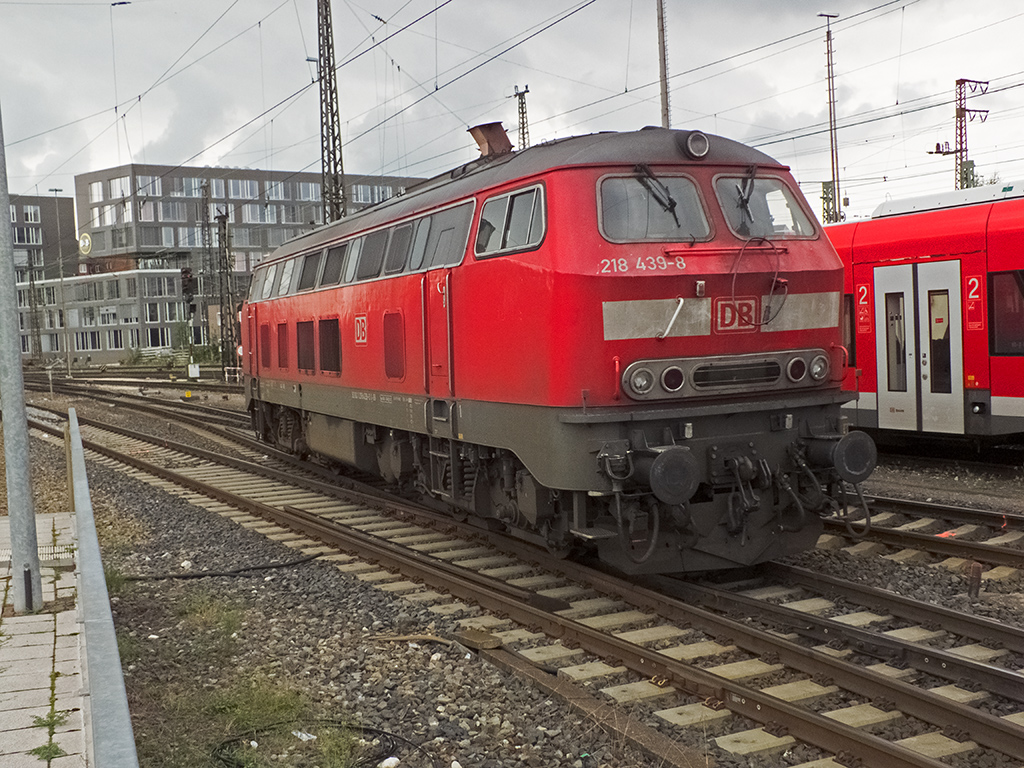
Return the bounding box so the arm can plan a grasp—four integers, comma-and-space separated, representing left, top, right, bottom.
820, 14, 841, 223
513, 85, 530, 150
318, 0, 347, 222
954, 78, 989, 190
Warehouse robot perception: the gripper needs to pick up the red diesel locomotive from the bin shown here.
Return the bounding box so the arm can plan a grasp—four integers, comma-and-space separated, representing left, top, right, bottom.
828, 183, 1024, 438
241, 125, 876, 574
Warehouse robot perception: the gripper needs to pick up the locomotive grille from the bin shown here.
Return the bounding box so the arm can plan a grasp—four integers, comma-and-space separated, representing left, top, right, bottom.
691, 360, 781, 389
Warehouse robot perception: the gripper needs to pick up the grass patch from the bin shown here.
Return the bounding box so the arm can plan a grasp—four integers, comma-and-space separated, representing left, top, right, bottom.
105, 564, 129, 596
177, 589, 243, 636
93, 497, 149, 552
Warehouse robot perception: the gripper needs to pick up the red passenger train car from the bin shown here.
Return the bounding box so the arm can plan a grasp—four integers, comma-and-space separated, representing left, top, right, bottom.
828, 183, 1024, 438
241, 125, 875, 575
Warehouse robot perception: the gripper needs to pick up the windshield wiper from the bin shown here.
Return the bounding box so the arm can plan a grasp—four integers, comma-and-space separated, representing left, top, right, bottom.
634, 163, 680, 227
734, 164, 757, 224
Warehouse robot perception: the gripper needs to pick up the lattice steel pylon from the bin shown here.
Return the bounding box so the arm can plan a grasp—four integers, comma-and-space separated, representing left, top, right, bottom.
318, 0, 347, 222
512, 85, 530, 150
820, 13, 842, 223
954, 78, 989, 190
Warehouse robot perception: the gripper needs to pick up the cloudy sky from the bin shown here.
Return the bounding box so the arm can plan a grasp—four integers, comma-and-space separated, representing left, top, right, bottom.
2, 0, 1022, 220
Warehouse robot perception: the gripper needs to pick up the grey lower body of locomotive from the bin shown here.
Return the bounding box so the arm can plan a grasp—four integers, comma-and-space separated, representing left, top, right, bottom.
247, 377, 875, 575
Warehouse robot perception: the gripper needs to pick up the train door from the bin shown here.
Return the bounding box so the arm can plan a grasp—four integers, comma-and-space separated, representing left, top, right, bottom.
424, 269, 453, 397
873, 260, 964, 433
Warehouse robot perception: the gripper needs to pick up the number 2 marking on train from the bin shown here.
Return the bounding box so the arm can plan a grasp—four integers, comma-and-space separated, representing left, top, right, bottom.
966, 276, 981, 300
857, 284, 870, 304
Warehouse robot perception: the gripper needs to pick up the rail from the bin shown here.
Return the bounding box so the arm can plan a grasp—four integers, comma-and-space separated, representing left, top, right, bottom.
66, 407, 139, 768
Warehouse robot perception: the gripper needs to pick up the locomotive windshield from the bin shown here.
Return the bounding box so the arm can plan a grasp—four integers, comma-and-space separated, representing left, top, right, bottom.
715, 174, 815, 239
600, 174, 710, 242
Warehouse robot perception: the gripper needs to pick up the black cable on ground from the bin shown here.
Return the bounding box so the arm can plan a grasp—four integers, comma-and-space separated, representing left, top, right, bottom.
122, 552, 325, 582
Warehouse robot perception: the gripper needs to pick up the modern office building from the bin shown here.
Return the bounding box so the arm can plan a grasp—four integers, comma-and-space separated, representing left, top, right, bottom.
13, 164, 421, 370
8, 193, 76, 283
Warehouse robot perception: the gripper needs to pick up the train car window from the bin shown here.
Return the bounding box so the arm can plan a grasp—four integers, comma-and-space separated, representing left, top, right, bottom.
277, 322, 288, 367
409, 217, 431, 270
320, 244, 347, 286
714, 176, 815, 239
600, 175, 709, 242
276, 258, 297, 296
990, 271, 1024, 356
297, 251, 322, 291
928, 290, 953, 393
344, 239, 363, 283
476, 197, 508, 253
383, 311, 405, 379
384, 223, 414, 274
426, 201, 474, 267
259, 324, 271, 368
260, 263, 278, 300
475, 187, 545, 258
296, 321, 315, 370
357, 230, 389, 280
319, 318, 341, 373
883, 293, 908, 392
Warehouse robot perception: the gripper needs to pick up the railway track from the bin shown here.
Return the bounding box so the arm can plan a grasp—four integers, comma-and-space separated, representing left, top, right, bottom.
25, 399, 1024, 768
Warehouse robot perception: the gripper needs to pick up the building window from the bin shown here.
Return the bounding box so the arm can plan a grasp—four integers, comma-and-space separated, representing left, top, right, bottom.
266, 181, 288, 201
297, 182, 321, 202
147, 327, 171, 348
9, 204, 15, 223
210, 178, 225, 198
109, 176, 130, 199
107, 329, 124, 349
229, 179, 259, 200
89, 181, 104, 203
159, 201, 187, 222
137, 175, 162, 197
13, 227, 43, 245
242, 203, 277, 224
23, 205, 40, 223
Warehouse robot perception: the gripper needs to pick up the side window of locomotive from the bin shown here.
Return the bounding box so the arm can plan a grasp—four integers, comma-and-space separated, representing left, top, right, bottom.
260, 264, 278, 300
476, 187, 544, 258
990, 270, 1024, 356
409, 217, 432, 270
343, 238, 363, 283
297, 251, 322, 291
357, 230, 389, 280
426, 201, 474, 267
319, 244, 348, 286
259, 324, 271, 367
276, 257, 297, 296
600, 176, 709, 242
843, 294, 856, 367
296, 321, 315, 371
384, 223, 414, 275
319, 318, 341, 373
277, 322, 288, 368
714, 176, 815, 239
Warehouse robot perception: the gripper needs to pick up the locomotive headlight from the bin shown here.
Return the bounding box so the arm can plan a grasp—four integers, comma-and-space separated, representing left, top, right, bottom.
809, 354, 830, 381
786, 357, 807, 383
629, 367, 656, 395
661, 366, 685, 392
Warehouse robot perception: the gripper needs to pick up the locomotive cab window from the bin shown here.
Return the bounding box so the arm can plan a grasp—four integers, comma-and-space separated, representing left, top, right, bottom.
600, 174, 709, 242
276, 258, 297, 296
475, 186, 544, 258
384, 223, 414, 274
260, 263, 278, 300
714, 175, 815, 239
297, 251, 322, 291
991, 270, 1024, 356
357, 229, 390, 280
319, 244, 348, 287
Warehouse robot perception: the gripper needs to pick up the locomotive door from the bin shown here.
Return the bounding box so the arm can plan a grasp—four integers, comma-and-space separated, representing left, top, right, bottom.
873, 261, 964, 433
424, 269, 453, 397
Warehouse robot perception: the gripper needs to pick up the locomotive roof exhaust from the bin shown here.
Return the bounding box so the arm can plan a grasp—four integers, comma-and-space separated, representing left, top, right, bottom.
468, 122, 513, 158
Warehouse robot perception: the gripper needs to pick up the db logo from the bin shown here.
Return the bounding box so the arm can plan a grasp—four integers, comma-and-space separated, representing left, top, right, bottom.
714, 297, 759, 333
354, 314, 368, 345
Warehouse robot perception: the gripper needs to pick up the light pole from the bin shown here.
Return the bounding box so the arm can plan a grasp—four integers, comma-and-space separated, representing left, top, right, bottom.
49, 188, 71, 377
